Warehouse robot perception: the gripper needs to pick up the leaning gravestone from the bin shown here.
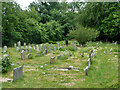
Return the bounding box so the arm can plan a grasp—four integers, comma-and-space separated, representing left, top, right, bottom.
21, 50, 25, 60
3, 46, 7, 53
50, 56, 55, 64
13, 66, 23, 81
27, 53, 31, 59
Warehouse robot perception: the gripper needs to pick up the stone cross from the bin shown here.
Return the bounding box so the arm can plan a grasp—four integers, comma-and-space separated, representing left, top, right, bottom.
21, 50, 25, 60
3, 46, 7, 53
13, 66, 23, 81
50, 56, 55, 64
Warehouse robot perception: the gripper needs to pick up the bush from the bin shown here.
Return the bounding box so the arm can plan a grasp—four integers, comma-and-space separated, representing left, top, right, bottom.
48, 41, 57, 44
1, 54, 11, 73
59, 47, 65, 51
67, 25, 99, 45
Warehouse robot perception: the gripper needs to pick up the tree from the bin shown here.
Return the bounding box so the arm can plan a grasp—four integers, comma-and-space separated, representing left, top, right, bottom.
67, 25, 99, 45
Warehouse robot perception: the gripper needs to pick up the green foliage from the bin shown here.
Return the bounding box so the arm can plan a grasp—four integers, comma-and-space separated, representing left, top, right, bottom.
59, 47, 65, 51
66, 45, 75, 51
1, 55, 11, 73
68, 25, 99, 45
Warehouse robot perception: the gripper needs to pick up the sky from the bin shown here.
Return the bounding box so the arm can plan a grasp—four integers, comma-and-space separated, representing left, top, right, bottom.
16, 0, 78, 10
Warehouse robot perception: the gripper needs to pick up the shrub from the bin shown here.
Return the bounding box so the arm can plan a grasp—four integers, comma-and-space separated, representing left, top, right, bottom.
59, 47, 65, 51
67, 25, 99, 45
1, 54, 11, 73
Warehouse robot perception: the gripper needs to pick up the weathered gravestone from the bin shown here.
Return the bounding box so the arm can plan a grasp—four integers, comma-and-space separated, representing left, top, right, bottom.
27, 53, 31, 59
61, 42, 63, 48
36, 45, 39, 52
13, 66, 23, 81
54, 46, 56, 52
29, 46, 32, 53
33, 46, 35, 50
20, 46, 24, 52
49, 44, 51, 52
17, 41, 21, 47
57, 42, 60, 50
50, 56, 55, 64
3, 46, 7, 53
57, 55, 61, 60
97, 43, 99, 50
14, 43, 16, 47
24, 42, 26, 46
16, 47, 19, 52
21, 50, 25, 60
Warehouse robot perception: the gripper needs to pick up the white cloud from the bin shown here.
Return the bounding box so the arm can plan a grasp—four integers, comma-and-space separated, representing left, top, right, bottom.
16, 0, 36, 10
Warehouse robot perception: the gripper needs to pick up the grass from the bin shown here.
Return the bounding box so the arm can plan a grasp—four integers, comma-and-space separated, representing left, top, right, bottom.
1, 41, 119, 88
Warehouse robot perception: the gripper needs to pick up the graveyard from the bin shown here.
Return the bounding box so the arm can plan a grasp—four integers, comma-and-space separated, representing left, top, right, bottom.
1, 1, 119, 89
1, 41, 119, 88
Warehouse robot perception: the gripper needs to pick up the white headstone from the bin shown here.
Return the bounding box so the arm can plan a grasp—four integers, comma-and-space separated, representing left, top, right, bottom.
3, 46, 7, 53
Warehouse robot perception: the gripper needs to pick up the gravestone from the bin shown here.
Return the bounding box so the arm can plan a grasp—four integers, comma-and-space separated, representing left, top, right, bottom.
21, 50, 25, 60
24, 43, 26, 46
33, 46, 35, 50
3, 46, 7, 53
17, 41, 21, 47
36, 45, 39, 52
93, 50, 95, 57
50, 56, 55, 64
25, 49, 28, 53
44, 44, 46, 50
49, 44, 51, 52
21, 46, 24, 52
40, 44, 42, 51
45, 49, 48, 54
57, 55, 61, 60
54, 44, 56, 51
29, 46, 32, 53
14, 43, 16, 47
61, 42, 63, 48
13, 66, 23, 81
16, 47, 19, 52
3, 54, 9, 59
27, 53, 31, 59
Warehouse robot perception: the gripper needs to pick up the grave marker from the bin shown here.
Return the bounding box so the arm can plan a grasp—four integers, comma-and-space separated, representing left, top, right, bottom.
3, 46, 7, 53
57, 55, 61, 60
14, 43, 16, 47
50, 56, 55, 64
13, 66, 23, 81
21, 50, 25, 60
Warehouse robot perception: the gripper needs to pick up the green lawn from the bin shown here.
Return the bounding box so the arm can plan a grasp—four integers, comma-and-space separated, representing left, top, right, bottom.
1, 41, 119, 88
